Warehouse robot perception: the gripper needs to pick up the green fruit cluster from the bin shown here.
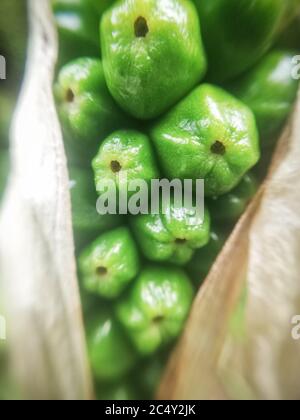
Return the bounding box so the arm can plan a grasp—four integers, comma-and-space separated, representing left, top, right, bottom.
53, 0, 300, 400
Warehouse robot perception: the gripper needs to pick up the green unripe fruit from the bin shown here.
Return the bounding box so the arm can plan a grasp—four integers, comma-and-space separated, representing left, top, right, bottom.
208, 173, 258, 224
79, 227, 140, 299
92, 129, 160, 199
69, 166, 122, 248
55, 58, 130, 165
192, 0, 289, 82
53, 0, 100, 66
116, 265, 194, 355
87, 310, 137, 382
101, 0, 207, 119
228, 50, 299, 146
151, 84, 260, 197
131, 202, 210, 266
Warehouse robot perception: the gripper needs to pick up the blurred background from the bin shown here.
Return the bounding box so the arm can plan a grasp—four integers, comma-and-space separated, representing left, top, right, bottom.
0, 0, 27, 400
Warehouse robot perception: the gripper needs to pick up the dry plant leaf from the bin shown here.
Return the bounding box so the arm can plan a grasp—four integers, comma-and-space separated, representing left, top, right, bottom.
245, 93, 300, 400
159, 93, 300, 400
0, 0, 92, 400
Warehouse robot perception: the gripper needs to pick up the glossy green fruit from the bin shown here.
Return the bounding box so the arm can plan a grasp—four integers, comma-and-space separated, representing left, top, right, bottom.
228, 50, 299, 145
87, 309, 137, 382
187, 227, 228, 285
79, 227, 140, 299
208, 173, 258, 224
192, 0, 288, 82
101, 0, 207, 119
69, 166, 122, 247
116, 265, 194, 355
53, 0, 100, 66
131, 202, 210, 265
92, 129, 160, 199
55, 58, 130, 165
151, 84, 260, 197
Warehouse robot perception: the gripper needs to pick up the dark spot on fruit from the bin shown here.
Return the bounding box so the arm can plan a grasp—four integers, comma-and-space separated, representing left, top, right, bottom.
211, 141, 226, 156
96, 266, 107, 276
153, 315, 164, 325
175, 238, 187, 245
65, 88, 75, 103
110, 160, 122, 173
134, 16, 149, 38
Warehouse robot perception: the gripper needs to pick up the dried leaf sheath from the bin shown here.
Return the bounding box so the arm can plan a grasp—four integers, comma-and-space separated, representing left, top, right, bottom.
246, 94, 300, 400
0, 0, 92, 399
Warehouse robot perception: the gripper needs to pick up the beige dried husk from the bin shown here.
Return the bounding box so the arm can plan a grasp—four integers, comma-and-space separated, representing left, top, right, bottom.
0, 0, 300, 400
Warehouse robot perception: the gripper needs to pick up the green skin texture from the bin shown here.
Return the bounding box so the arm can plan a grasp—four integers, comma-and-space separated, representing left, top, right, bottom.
192, 0, 288, 82
116, 266, 194, 355
151, 84, 260, 197
228, 50, 299, 146
55, 58, 130, 165
131, 204, 211, 266
101, 0, 207, 120
53, 0, 100, 66
69, 166, 122, 247
79, 227, 140, 299
92, 129, 160, 197
187, 227, 227, 285
87, 310, 137, 382
208, 173, 258, 224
